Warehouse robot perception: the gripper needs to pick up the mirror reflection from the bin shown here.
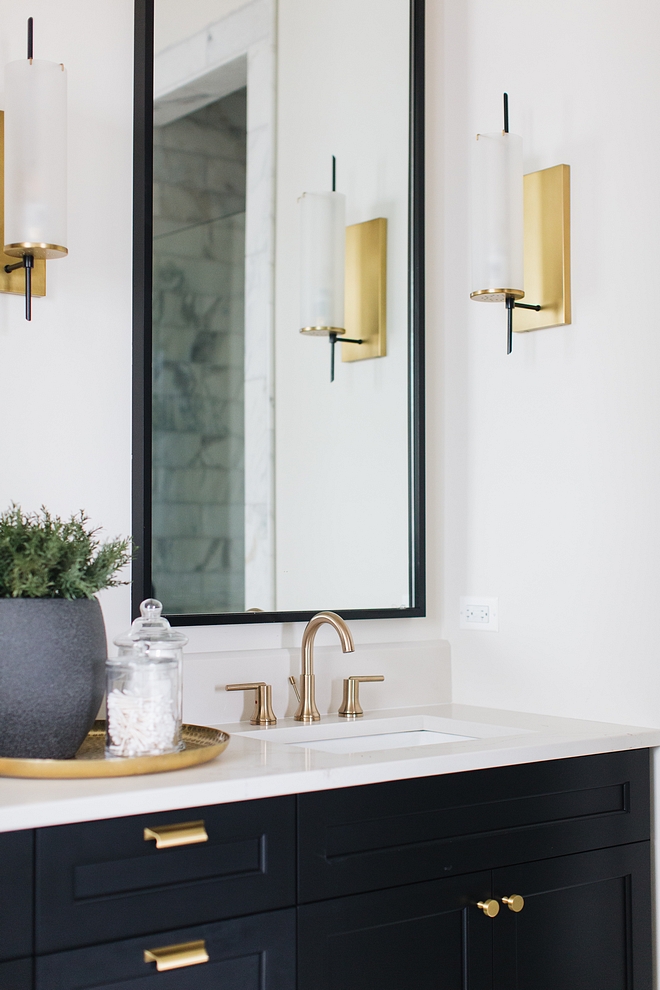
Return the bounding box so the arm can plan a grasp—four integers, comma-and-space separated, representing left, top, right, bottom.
149, 0, 416, 618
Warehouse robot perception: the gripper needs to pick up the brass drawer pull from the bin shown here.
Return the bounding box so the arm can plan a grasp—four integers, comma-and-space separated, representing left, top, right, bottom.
502, 894, 525, 913
143, 819, 208, 849
144, 939, 209, 972
477, 899, 500, 918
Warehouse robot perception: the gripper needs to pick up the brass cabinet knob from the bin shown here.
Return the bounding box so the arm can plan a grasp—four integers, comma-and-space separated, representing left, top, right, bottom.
226, 682, 277, 725
144, 939, 209, 972
338, 675, 385, 717
502, 894, 525, 913
477, 899, 500, 918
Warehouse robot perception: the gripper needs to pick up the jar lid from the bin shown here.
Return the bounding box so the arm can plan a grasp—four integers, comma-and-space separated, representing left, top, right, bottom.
113, 599, 188, 649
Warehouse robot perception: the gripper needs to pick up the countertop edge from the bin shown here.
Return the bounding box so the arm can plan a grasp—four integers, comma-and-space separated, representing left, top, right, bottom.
0, 719, 658, 832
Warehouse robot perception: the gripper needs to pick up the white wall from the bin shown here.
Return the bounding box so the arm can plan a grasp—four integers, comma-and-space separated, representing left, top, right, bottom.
274, 0, 410, 612
438, 0, 660, 729
0, 0, 134, 648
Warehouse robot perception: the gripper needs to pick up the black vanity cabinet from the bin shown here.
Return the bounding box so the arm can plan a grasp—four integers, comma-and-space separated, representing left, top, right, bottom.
0, 749, 652, 989
297, 749, 652, 990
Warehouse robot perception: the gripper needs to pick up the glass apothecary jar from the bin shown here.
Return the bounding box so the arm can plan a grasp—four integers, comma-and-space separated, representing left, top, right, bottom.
106, 599, 188, 758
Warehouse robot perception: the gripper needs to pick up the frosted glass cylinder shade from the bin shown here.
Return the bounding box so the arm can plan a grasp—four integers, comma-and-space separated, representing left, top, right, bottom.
4, 59, 67, 259
470, 131, 523, 301
300, 191, 345, 334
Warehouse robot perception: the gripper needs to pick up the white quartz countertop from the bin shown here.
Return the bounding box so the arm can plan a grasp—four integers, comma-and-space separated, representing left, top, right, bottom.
0, 703, 658, 833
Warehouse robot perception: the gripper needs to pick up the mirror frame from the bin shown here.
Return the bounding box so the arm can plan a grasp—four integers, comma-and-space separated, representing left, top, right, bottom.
131, 0, 426, 624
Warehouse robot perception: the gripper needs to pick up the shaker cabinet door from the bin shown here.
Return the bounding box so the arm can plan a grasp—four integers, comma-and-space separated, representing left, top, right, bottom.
35, 909, 295, 990
298, 873, 493, 990
493, 842, 652, 990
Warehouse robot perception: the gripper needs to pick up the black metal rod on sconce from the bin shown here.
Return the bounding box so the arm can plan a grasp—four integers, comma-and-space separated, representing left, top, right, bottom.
3, 20, 37, 321
501, 94, 542, 354
505, 295, 514, 355
24, 255, 33, 320
325, 157, 364, 380
329, 331, 364, 382
505, 296, 542, 354
4, 255, 35, 321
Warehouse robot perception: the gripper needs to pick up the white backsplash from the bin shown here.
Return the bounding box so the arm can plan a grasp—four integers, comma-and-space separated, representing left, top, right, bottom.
182, 639, 451, 726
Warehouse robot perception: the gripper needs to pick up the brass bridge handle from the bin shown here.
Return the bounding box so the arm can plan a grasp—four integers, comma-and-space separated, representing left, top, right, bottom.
144, 939, 209, 972
502, 894, 525, 913
338, 675, 385, 718
143, 820, 208, 849
226, 682, 277, 725
477, 899, 500, 918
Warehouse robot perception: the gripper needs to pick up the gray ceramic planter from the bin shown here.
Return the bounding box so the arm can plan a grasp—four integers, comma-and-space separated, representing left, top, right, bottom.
0, 598, 107, 759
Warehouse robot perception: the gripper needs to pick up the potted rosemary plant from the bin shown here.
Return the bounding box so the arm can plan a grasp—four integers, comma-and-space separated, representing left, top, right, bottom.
0, 505, 131, 759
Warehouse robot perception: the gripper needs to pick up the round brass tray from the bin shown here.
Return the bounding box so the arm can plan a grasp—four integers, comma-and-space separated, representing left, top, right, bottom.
0, 722, 230, 779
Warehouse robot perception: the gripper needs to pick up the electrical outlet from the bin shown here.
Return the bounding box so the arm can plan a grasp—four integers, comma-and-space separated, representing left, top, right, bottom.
460, 597, 498, 632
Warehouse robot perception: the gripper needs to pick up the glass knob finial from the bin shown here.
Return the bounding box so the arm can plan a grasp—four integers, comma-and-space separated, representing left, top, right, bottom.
140, 598, 163, 617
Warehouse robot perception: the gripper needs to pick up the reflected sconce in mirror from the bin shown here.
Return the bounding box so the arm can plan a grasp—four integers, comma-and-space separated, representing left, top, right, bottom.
300, 158, 387, 381
0, 18, 67, 321
470, 94, 570, 354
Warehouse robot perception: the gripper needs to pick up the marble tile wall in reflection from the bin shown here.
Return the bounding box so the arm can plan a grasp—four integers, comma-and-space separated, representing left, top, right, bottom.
152, 89, 247, 614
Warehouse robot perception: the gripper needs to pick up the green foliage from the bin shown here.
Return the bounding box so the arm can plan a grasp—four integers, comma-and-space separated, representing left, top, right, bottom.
0, 505, 132, 599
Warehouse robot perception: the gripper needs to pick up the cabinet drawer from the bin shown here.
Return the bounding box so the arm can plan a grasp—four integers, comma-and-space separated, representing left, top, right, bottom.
36, 909, 295, 990
0, 958, 32, 990
298, 749, 650, 901
0, 830, 33, 962
36, 796, 295, 953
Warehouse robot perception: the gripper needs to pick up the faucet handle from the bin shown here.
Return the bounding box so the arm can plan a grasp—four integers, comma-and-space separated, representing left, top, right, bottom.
226, 682, 277, 726
338, 675, 385, 718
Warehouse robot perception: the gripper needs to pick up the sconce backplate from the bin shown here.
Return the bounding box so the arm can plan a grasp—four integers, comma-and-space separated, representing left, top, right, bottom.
514, 163, 570, 333
342, 217, 387, 362
0, 112, 46, 298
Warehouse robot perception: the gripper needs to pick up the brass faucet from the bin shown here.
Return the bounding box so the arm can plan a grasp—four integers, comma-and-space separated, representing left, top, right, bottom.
294, 611, 355, 721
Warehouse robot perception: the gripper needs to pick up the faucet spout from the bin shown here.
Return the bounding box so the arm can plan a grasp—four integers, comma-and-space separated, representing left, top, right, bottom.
295, 611, 355, 722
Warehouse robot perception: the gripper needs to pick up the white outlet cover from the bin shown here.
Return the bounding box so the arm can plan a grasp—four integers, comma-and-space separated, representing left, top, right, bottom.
460, 597, 499, 632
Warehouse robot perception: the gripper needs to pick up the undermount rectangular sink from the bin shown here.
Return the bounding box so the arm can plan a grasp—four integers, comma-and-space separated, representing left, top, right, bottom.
235, 713, 530, 756
289, 728, 475, 754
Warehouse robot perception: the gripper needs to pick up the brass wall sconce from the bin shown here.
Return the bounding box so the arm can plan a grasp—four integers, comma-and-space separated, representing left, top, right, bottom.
1, 19, 67, 321
470, 94, 571, 353
299, 158, 387, 381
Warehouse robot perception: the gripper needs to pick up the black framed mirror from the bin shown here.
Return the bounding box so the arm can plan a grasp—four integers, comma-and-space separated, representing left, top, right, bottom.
132, 0, 425, 625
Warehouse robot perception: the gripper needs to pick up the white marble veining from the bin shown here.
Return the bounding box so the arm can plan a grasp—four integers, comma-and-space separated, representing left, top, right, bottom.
0, 704, 656, 834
